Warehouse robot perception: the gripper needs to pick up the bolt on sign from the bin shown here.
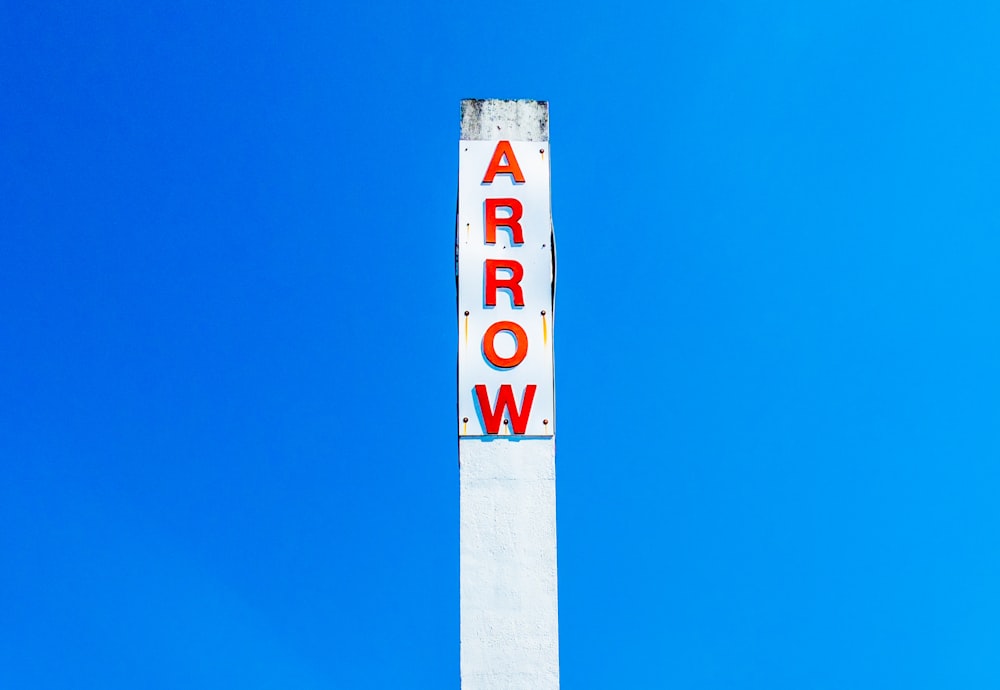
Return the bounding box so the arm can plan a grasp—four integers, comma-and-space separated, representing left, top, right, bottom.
457, 120, 555, 437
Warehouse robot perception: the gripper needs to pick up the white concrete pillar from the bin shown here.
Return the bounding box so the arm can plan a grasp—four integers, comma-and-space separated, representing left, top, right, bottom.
458, 99, 560, 690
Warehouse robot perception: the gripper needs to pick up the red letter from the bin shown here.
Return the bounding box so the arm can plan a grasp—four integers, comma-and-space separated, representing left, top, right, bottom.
485, 198, 523, 245
482, 140, 525, 183
485, 259, 524, 307
474, 384, 537, 434
482, 320, 528, 369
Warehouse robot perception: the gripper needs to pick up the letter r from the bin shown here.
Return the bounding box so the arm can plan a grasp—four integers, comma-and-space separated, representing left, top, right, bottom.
485, 259, 524, 307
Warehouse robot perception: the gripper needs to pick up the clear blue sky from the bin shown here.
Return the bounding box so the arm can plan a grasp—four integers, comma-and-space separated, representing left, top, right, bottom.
3, 1, 999, 687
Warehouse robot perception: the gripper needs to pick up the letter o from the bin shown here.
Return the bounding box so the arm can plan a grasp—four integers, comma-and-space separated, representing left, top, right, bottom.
482, 320, 528, 369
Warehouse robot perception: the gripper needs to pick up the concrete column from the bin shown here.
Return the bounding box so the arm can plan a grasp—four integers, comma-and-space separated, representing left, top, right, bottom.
459, 99, 560, 690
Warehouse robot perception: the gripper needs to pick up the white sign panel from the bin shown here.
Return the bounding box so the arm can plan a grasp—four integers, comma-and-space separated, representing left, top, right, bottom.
457, 140, 555, 437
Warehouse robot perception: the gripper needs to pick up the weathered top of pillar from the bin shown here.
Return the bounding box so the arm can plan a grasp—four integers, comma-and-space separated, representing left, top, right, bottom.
460, 99, 549, 142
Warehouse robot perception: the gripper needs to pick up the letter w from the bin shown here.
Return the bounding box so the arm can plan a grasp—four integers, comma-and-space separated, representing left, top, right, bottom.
474, 384, 537, 435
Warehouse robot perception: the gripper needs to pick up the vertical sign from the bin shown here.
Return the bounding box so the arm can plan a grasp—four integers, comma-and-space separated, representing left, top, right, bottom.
459, 99, 560, 690
457, 137, 555, 436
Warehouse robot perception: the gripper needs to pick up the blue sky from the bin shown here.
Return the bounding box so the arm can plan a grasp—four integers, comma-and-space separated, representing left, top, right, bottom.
3, 1, 1000, 687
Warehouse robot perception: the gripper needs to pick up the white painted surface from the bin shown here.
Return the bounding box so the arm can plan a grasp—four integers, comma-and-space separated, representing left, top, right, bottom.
460, 438, 559, 690
457, 139, 554, 437
460, 99, 548, 142
459, 99, 559, 690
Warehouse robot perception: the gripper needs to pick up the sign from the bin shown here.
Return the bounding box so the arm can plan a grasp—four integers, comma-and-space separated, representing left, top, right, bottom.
457, 139, 555, 437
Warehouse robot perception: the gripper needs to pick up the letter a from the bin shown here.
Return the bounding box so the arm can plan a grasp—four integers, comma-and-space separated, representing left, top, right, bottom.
482, 140, 525, 184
